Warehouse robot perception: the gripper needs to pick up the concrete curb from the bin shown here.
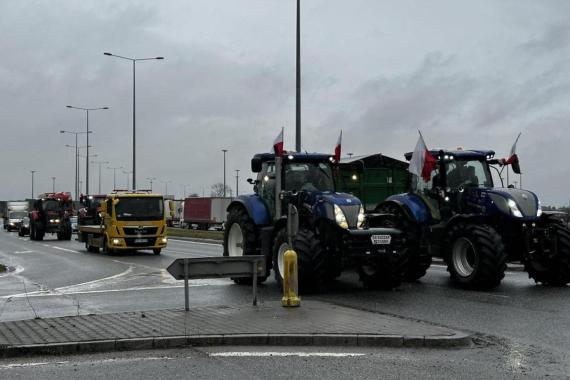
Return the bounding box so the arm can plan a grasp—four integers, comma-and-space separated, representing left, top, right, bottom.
0, 332, 472, 358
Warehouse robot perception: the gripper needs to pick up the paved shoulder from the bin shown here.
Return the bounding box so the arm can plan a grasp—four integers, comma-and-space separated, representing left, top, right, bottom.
0, 300, 471, 357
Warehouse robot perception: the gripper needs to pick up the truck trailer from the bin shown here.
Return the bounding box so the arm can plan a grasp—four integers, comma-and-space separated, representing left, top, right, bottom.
183, 197, 232, 230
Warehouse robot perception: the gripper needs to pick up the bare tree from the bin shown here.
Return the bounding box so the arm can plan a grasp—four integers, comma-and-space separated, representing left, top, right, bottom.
210, 183, 232, 197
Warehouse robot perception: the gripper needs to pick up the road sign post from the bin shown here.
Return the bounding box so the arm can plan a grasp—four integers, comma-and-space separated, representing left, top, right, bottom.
167, 256, 266, 311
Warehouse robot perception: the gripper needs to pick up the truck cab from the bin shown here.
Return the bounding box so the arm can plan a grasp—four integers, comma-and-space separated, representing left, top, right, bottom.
78, 191, 168, 255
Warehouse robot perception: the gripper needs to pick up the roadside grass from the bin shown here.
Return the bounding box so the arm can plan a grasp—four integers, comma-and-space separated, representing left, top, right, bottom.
167, 227, 223, 241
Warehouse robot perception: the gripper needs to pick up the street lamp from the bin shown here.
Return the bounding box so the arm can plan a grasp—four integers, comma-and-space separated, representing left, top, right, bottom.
51, 177, 56, 193
30, 170, 38, 198
160, 180, 172, 196
60, 130, 91, 200
222, 149, 228, 197
146, 177, 156, 192
107, 166, 123, 191
66, 105, 109, 195
122, 170, 133, 189
104, 52, 164, 191
235, 169, 240, 197
91, 160, 109, 194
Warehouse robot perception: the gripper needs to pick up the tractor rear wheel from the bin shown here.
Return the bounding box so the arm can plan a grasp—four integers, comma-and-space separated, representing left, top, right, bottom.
525, 223, 570, 286
294, 228, 327, 292
223, 207, 267, 284
445, 223, 507, 289
375, 203, 430, 281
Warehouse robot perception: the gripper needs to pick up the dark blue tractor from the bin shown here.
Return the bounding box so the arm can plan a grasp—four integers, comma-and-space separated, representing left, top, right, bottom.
223, 152, 408, 291
376, 149, 570, 289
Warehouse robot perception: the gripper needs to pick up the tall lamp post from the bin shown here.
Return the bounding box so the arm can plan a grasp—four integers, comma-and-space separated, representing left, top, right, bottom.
91, 160, 109, 194
160, 180, 172, 196
30, 170, 38, 198
61, 130, 91, 200
146, 177, 156, 192
104, 52, 164, 191
235, 169, 240, 197
222, 149, 228, 197
51, 177, 56, 193
66, 105, 108, 195
107, 166, 123, 191
122, 170, 133, 189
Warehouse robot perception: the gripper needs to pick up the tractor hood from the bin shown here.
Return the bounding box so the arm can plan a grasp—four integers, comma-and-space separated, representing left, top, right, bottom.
485, 188, 541, 219
305, 191, 364, 229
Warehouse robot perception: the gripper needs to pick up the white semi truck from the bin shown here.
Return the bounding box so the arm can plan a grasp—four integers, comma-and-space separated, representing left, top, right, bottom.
3, 201, 30, 232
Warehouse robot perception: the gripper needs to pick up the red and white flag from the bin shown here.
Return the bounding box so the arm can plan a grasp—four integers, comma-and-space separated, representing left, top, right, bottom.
504, 132, 521, 165
334, 130, 342, 162
409, 132, 437, 182
272, 128, 284, 156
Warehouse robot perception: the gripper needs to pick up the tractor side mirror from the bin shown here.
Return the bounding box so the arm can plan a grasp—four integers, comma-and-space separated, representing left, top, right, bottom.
511, 160, 521, 174
251, 157, 262, 173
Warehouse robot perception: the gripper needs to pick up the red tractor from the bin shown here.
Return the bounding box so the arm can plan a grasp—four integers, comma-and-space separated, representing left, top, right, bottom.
29, 192, 73, 241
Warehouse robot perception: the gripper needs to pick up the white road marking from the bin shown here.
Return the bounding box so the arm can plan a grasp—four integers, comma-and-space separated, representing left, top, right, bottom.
0, 357, 172, 370
51, 246, 81, 254
209, 352, 366, 358
13, 251, 34, 254
0, 361, 67, 369
168, 239, 221, 247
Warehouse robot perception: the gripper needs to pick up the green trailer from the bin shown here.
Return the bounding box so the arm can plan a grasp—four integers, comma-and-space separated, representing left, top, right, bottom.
337, 154, 409, 212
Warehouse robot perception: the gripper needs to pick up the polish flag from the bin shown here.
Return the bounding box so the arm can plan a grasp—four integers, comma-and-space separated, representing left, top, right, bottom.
272, 128, 284, 156
504, 132, 521, 165
334, 130, 342, 162
409, 132, 437, 182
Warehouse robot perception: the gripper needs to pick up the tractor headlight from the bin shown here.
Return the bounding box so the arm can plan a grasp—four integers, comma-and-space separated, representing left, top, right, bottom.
334, 204, 349, 229
537, 201, 542, 217
161, 237, 168, 244
507, 199, 523, 218
357, 206, 365, 229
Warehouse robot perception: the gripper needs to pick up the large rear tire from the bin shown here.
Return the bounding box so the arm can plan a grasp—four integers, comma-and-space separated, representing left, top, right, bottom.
375, 203, 430, 281
223, 207, 267, 284
525, 223, 570, 286
445, 223, 507, 289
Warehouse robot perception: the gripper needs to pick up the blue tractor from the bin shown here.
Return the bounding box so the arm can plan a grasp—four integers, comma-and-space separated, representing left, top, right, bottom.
223, 152, 408, 291
376, 149, 570, 289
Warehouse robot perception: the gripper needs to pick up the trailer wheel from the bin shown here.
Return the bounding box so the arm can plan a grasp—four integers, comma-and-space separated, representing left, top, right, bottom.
445, 223, 506, 289
526, 223, 570, 286
223, 207, 267, 284
375, 203, 429, 281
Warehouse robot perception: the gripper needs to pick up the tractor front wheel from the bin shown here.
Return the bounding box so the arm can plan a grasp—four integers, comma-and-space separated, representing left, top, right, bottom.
445, 224, 507, 289
357, 252, 408, 290
293, 228, 327, 292
223, 207, 267, 284
525, 223, 570, 286
375, 203, 429, 281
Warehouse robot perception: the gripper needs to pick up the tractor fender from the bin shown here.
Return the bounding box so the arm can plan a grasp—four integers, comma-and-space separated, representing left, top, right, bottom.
444, 213, 490, 232
226, 195, 271, 226
379, 193, 431, 224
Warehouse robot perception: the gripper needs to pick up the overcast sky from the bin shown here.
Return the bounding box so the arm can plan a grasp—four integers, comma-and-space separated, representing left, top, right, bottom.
1, 0, 570, 205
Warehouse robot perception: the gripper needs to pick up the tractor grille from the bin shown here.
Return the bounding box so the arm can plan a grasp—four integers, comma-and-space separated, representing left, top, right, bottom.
123, 226, 159, 236
339, 205, 360, 228
125, 237, 157, 247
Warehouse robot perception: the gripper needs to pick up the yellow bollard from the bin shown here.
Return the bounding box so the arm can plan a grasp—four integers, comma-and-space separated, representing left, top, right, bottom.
281, 249, 301, 307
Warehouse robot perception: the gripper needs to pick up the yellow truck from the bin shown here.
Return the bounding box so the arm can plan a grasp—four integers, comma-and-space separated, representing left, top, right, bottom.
78, 191, 168, 255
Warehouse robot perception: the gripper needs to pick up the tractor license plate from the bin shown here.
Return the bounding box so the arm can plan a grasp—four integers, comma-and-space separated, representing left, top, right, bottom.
134, 238, 147, 243
371, 234, 391, 245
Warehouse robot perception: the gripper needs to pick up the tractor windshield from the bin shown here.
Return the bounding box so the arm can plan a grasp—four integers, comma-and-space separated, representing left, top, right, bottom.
42, 199, 61, 212
445, 159, 493, 189
284, 162, 335, 192
115, 197, 164, 221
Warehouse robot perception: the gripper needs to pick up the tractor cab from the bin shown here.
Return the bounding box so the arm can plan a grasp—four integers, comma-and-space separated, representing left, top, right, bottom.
251, 153, 337, 221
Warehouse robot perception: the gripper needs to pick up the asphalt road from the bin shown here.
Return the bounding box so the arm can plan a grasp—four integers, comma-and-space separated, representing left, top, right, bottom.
0, 228, 569, 378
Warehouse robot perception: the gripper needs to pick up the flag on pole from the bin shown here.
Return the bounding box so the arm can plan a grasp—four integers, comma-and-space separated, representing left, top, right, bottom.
504, 132, 521, 165
334, 130, 342, 162
408, 131, 437, 182
272, 127, 284, 156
